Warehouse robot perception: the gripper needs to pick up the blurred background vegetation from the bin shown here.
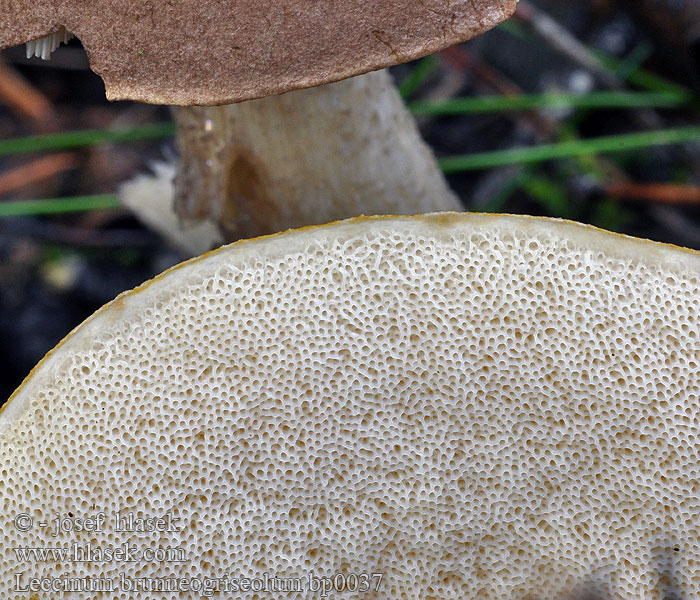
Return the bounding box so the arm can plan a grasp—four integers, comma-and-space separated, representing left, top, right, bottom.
1, 0, 700, 400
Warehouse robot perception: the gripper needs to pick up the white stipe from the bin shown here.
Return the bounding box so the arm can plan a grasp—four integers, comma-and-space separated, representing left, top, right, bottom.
25, 26, 74, 60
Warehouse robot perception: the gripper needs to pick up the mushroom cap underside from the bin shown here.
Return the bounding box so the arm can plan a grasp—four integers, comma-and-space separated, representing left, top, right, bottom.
2, 213, 700, 599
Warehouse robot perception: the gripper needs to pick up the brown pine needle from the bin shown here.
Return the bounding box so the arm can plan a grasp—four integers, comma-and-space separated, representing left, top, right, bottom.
0, 57, 55, 123
0, 153, 77, 196
607, 182, 700, 204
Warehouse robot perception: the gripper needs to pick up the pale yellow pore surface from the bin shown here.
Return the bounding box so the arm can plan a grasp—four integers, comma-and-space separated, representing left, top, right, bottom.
2, 213, 700, 600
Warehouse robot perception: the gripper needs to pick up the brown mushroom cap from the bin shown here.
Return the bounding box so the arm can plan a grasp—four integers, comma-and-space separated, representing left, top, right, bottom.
0, 0, 517, 105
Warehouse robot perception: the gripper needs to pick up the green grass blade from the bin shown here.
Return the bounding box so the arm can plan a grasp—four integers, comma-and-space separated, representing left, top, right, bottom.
439, 126, 700, 172
497, 19, 530, 40
499, 16, 694, 99
0, 123, 176, 157
409, 91, 694, 116
595, 49, 694, 97
0, 194, 120, 217
608, 41, 653, 83
521, 174, 572, 218
399, 56, 440, 99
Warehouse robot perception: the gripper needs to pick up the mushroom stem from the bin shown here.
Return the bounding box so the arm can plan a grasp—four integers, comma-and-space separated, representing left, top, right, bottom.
171, 70, 461, 241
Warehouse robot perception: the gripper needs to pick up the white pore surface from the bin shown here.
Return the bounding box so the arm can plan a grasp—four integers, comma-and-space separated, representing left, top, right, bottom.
1, 214, 700, 599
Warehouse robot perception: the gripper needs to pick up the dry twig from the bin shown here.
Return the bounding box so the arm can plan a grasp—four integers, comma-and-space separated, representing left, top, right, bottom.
0, 154, 77, 196
0, 57, 54, 123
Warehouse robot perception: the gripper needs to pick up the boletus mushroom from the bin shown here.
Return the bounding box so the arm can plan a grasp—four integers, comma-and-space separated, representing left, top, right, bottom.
2, 213, 700, 599
1, 1, 517, 242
